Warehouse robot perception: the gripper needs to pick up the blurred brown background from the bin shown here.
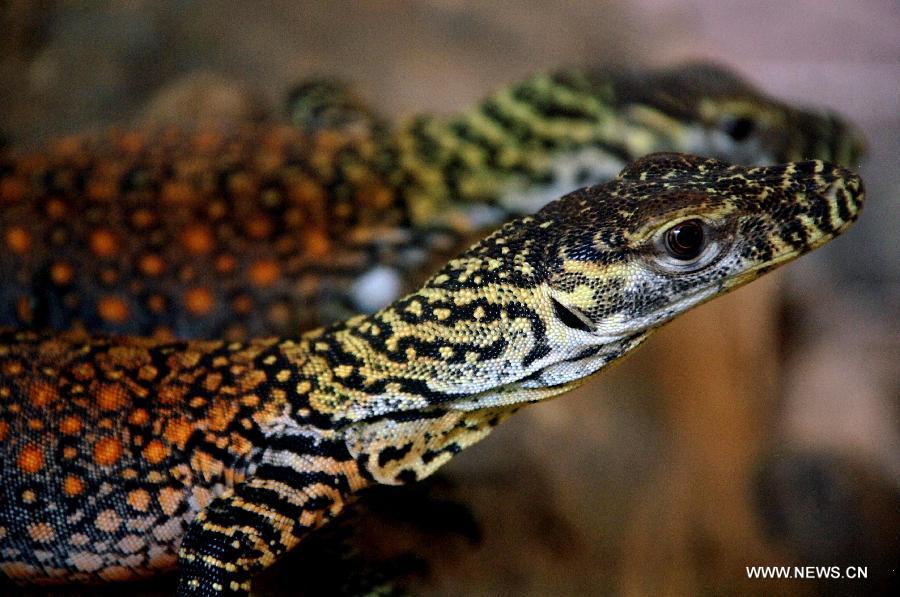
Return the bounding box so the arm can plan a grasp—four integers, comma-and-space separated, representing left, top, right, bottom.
1, 1, 897, 595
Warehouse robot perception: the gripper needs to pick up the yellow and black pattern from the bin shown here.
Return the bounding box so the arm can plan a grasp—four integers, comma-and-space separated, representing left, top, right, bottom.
0, 154, 863, 594
0, 65, 865, 340
394, 63, 865, 227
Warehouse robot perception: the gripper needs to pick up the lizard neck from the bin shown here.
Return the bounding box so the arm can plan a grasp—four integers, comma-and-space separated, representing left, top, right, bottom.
280, 270, 644, 486
284, 315, 537, 485
393, 70, 660, 231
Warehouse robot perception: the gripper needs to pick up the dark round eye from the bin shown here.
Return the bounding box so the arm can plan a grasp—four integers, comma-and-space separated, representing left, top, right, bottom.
665, 219, 706, 260
725, 117, 755, 141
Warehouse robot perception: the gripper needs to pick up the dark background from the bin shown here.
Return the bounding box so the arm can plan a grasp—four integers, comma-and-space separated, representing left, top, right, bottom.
1, 1, 897, 595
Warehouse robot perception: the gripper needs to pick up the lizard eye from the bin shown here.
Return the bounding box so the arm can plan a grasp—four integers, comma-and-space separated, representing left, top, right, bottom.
724, 117, 755, 141
664, 219, 706, 261
551, 297, 593, 332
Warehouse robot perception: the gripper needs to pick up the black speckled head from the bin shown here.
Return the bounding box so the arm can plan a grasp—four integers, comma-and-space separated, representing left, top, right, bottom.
369, 152, 864, 399
329, 153, 863, 422
601, 63, 867, 167
534, 152, 863, 341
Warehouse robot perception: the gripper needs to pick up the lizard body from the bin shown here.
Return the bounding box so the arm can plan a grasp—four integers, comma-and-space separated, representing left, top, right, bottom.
0, 65, 865, 340
0, 153, 864, 593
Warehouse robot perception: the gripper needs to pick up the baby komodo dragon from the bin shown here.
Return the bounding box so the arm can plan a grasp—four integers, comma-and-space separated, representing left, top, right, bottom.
0, 153, 864, 594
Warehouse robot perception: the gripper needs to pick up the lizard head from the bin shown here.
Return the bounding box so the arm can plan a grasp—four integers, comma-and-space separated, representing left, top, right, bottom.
337, 152, 863, 412
414, 152, 864, 406
537, 151, 863, 361
337, 153, 863, 483
603, 63, 867, 167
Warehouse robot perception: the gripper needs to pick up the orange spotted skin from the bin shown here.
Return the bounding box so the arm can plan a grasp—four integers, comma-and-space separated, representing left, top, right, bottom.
0, 327, 370, 587
0, 123, 441, 340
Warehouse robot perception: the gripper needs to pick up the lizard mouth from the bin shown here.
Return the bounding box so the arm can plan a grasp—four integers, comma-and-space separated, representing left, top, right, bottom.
608, 285, 721, 338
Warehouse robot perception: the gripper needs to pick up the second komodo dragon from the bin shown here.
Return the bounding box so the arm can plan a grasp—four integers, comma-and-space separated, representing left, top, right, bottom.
0, 64, 865, 338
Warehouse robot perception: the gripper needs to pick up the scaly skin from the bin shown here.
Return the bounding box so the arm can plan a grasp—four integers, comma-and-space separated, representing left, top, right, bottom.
0, 154, 864, 594
0, 64, 865, 340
